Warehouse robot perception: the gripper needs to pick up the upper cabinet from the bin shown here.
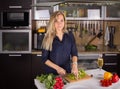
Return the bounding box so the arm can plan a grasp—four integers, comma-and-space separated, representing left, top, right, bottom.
0, 0, 32, 10
32, 0, 60, 20
58, 1, 120, 20
32, 0, 120, 21
58, 3, 102, 20
105, 3, 120, 20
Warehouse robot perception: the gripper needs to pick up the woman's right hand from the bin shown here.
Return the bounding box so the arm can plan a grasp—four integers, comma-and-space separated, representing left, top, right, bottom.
56, 66, 66, 76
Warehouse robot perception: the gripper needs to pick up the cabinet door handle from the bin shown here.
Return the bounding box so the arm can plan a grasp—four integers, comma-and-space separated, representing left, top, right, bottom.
105, 54, 117, 56
9, 54, 22, 56
9, 6, 22, 8
104, 63, 117, 65
37, 54, 42, 56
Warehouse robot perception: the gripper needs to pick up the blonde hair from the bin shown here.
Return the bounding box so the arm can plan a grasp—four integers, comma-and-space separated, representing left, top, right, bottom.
42, 11, 68, 51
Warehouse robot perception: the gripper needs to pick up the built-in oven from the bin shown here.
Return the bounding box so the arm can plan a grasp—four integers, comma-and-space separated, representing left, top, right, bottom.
0, 29, 31, 53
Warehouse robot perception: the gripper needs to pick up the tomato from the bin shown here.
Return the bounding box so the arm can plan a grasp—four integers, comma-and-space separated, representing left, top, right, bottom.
112, 73, 119, 83
100, 79, 112, 87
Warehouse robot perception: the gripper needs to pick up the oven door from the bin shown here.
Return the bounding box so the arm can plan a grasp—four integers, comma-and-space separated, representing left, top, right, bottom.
0, 29, 31, 53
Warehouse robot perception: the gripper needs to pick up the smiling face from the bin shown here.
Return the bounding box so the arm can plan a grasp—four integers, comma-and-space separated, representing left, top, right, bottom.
54, 14, 65, 33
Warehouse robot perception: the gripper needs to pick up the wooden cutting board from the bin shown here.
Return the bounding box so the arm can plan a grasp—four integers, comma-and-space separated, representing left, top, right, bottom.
64, 74, 92, 83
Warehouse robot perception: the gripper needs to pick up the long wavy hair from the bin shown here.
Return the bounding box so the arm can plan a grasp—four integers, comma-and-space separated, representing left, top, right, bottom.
41, 11, 68, 51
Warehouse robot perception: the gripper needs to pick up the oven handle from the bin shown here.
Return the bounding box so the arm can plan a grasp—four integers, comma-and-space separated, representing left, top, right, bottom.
9, 54, 22, 56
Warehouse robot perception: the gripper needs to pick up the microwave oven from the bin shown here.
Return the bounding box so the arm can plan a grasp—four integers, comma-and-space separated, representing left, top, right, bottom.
0, 29, 31, 53
1, 10, 31, 29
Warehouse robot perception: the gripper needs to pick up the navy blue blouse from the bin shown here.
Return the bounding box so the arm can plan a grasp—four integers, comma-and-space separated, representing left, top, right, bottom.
42, 32, 78, 74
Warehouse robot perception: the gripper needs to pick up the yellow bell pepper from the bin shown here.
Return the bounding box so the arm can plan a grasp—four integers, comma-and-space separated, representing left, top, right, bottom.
104, 72, 113, 80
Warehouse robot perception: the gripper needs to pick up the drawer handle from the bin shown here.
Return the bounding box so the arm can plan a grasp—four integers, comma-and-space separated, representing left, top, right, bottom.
105, 54, 117, 56
37, 54, 42, 56
9, 54, 22, 56
9, 6, 22, 8
104, 63, 117, 65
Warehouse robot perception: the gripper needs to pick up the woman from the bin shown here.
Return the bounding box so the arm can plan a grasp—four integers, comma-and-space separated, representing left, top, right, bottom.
41, 11, 78, 77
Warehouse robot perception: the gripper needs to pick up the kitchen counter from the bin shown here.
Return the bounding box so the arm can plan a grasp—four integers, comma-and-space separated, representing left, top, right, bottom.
32, 50, 120, 55
32, 46, 120, 55
32, 50, 42, 55
34, 69, 120, 89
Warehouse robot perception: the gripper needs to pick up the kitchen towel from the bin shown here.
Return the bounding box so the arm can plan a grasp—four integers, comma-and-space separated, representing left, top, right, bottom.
104, 26, 110, 46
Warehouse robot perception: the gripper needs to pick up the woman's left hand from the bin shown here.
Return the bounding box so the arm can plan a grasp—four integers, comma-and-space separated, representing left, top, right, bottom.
71, 63, 78, 79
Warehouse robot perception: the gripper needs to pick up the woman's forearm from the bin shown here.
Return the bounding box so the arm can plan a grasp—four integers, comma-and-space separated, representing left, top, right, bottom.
72, 56, 78, 71
72, 56, 78, 64
45, 60, 66, 75
71, 56, 78, 78
45, 60, 59, 70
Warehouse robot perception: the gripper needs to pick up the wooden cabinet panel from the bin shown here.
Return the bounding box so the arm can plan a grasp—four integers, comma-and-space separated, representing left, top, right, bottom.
0, 54, 31, 89
31, 54, 46, 89
0, 0, 32, 10
117, 54, 120, 77
102, 53, 119, 73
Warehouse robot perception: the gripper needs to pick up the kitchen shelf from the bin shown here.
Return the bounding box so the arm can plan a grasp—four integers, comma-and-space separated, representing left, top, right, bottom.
104, 18, 120, 21
66, 17, 104, 20
33, 17, 50, 20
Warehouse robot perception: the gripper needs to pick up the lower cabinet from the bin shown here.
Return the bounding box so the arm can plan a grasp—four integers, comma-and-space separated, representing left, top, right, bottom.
0, 54, 31, 89
31, 54, 46, 89
0, 53, 46, 89
103, 53, 119, 74
118, 54, 120, 77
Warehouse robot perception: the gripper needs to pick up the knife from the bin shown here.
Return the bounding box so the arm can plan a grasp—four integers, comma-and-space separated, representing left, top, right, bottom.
58, 74, 69, 84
